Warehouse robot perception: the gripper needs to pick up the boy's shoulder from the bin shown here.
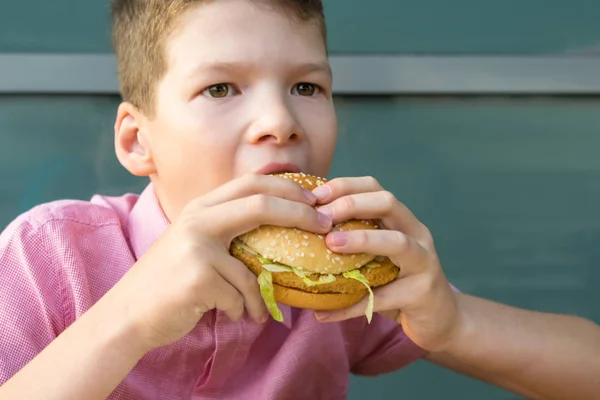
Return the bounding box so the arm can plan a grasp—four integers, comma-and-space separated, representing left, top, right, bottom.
2, 191, 142, 241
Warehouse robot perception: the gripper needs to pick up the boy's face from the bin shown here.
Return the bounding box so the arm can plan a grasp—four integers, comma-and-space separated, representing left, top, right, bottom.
123, 0, 337, 221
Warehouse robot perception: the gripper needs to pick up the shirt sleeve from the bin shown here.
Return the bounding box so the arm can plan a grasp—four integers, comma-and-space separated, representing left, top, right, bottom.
349, 313, 428, 376
0, 215, 64, 384
350, 283, 462, 376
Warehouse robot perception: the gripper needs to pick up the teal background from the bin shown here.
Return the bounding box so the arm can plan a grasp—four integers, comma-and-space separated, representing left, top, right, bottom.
2, 1, 600, 399
2, 1, 600, 54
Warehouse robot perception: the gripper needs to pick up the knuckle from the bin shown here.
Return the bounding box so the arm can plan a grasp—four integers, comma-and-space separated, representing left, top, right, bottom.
364, 176, 381, 190
380, 191, 397, 211
327, 179, 345, 196
232, 292, 245, 311
246, 194, 271, 215
241, 271, 259, 293
394, 231, 409, 251
415, 274, 435, 297
419, 224, 435, 244
341, 194, 356, 211
356, 229, 370, 246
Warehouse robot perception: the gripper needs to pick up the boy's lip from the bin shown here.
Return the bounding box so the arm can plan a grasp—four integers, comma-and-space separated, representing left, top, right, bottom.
255, 162, 302, 175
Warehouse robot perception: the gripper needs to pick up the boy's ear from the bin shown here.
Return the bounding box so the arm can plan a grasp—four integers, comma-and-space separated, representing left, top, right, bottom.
114, 102, 156, 177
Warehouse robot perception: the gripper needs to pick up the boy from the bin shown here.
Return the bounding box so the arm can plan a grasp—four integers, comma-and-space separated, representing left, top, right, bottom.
0, 0, 599, 399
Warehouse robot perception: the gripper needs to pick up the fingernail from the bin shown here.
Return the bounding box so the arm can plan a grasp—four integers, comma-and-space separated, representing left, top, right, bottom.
315, 311, 330, 321
318, 212, 332, 230
330, 232, 348, 247
312, 185, 331, 201
260, 314, 269, 324
303, 189, 317, 203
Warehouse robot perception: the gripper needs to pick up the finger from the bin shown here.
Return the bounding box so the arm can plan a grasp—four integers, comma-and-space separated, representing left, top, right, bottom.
207, 195, 332, 241
318, 191, 429, 241
325, 229, 430, 277
315, 275, 427, 322
212, 277, 247, 323
199, 173, 317, 208
214, 253, 268, 324
312, 176, 383, 204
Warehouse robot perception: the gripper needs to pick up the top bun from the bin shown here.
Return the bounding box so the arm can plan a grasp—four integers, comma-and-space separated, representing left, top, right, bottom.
237, 172, 379, 275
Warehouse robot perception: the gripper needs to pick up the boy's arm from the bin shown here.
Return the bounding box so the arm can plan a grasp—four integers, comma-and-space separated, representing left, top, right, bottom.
0, 290, 148, 400
0, 217, 149, 400
426, 293, 600, 400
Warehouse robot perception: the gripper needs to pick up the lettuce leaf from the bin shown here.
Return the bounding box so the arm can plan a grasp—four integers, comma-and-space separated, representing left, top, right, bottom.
258, 256, 337, 287
257, 269, 284, 323
261, 263, 294, 273
342, 270, 374, 324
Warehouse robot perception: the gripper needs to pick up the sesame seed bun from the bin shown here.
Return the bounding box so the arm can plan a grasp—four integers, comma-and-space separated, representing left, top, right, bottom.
229, 172, 400, 314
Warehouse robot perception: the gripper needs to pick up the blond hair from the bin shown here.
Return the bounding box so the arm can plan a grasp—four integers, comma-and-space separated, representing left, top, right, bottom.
110, 0, 326, 116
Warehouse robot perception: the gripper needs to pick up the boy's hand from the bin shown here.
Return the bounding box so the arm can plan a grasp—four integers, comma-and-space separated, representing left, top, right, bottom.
108, 173, 332, 352
312, 176, 460, 352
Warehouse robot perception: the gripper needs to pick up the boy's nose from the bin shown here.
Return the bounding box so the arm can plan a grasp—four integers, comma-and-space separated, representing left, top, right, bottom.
246, 102, 302, 145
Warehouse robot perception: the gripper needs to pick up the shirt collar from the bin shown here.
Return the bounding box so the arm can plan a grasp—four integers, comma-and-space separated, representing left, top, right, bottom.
128, 183, 171, 261
128, 183, 294, 329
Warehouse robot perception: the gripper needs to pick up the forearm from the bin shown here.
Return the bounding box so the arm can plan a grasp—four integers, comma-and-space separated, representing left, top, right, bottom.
427, 293, 600, 400
0, 292, 148, 400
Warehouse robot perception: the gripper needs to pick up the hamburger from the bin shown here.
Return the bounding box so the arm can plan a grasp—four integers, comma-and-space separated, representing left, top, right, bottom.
229, 172, 400, 323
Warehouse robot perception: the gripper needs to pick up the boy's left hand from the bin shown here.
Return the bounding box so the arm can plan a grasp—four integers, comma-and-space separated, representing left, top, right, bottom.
312, 176, 460, 352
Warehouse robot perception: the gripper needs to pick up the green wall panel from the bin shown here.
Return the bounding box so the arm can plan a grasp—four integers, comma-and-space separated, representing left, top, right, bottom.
2, 1, 600, 54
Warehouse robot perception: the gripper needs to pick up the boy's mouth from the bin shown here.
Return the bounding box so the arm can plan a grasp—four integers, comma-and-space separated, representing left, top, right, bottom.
255, 162, 302, 175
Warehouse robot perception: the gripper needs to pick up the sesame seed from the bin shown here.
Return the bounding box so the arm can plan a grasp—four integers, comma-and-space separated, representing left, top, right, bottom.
303, 235, 309, 239
309, 253, 315, 258
327, 249, 332, 254
295, 244, 300, 248
317, 235, 324, 240
270, 241, 276, 246
266, 232, 271, 237
326, 255, 331, 260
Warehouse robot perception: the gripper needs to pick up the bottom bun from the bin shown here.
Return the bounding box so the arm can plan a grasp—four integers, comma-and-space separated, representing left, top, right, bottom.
273, 284, 368, 311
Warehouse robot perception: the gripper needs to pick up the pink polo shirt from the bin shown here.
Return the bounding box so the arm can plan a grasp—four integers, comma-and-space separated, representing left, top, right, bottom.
0, 183, 427, 399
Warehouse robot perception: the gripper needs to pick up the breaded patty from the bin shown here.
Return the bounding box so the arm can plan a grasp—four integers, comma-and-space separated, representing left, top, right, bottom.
230, 244, 399, 294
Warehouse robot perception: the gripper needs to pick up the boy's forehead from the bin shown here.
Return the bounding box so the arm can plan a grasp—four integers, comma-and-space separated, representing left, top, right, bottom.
166, 0, 327, 72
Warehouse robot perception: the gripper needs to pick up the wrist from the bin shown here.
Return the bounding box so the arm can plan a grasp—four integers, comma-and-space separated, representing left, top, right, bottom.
92, 286, 154, 359
431, 292, 475, 354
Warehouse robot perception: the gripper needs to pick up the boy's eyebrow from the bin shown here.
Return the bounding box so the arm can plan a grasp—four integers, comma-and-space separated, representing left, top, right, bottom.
185, 61, 332, 79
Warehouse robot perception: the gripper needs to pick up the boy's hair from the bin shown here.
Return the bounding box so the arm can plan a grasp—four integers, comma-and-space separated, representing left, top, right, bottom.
110, 0, 326, 117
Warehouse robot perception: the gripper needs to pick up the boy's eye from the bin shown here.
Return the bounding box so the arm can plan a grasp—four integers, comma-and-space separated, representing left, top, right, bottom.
293, 83, 318, 97
203, 83, 234, 98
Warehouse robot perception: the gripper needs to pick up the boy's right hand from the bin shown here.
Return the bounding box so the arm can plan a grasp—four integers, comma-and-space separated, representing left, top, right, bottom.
108, 173, 332, 351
